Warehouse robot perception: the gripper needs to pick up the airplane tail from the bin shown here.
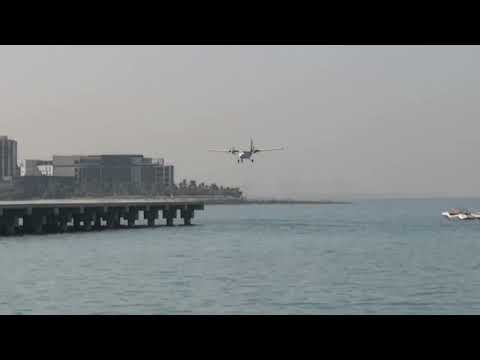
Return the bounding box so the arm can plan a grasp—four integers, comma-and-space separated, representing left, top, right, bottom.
250, 138, 254, 153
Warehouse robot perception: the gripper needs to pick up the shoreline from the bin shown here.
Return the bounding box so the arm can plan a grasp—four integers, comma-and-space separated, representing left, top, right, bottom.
204, 199, 352, 205
0, 195, 351, 205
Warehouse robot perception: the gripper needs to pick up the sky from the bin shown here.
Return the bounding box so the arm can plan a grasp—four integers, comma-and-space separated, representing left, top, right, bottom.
1, 45, 479, 199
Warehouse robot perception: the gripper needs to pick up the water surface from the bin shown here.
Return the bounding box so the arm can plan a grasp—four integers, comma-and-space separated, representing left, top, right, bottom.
1, 199, 480, 314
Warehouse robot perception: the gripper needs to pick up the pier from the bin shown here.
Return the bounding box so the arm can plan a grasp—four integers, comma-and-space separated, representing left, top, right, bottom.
0, 199, 205, 236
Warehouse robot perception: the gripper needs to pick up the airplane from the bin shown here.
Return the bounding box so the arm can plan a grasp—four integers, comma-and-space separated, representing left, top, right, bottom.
209, 138, 284, 163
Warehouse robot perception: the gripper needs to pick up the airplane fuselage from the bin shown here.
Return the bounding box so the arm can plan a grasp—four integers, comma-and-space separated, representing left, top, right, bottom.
239, 151, 252, 159
237, 151, 254, 162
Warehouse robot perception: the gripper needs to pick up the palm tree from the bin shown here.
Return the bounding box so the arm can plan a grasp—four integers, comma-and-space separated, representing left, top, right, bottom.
199, 182, 207, 195
189, 180, 197, 188
179, 179, 187, 191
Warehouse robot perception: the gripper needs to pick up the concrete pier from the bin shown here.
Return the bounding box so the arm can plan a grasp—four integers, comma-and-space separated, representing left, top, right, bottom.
0, 199, 205, 236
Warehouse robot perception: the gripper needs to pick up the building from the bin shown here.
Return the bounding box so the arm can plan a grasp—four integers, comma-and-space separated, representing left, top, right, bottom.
52, 154, 174, 195
157, 163, 174, 188
0, 136, 19, 181
142, 158, 175, 192
14, 175, 75, 199
23, 160, 53, 176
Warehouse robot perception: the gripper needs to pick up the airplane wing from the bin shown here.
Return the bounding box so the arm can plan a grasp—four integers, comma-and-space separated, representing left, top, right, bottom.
254, 147, 284, 153
209, 149, 239, 154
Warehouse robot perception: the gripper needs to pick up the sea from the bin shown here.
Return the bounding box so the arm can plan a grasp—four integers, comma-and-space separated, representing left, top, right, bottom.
1, 198, 480, 315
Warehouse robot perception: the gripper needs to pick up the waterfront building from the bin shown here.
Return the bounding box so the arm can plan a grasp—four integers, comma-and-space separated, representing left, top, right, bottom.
23, 160, 53, 176
0, 136, 19, 181
52, 154, 174, 195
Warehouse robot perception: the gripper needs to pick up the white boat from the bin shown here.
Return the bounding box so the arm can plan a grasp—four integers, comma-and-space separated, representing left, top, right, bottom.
458, 213, 476, 220
442, 209, 480, 220
471, 212, 480, 219
442, 209, 466, 219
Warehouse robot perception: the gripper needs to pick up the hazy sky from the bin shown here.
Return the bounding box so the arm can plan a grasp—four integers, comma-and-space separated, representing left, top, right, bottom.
1, 45, 479, 199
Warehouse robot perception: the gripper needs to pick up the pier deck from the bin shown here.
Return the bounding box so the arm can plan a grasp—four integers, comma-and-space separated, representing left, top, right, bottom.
0, 198, 205, 236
